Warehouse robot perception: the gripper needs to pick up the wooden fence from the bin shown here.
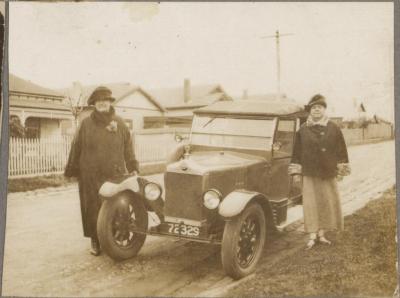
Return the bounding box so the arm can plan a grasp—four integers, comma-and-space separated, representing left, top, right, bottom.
8, 128, 190, 178
7, 123, 392, 178
342, 123, 393, 145
9, 136, 73, 178
133, 128, 190, 164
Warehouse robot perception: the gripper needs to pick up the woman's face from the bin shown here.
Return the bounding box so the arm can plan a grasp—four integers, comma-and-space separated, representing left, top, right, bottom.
94, 99, 111, 112
310, 104, 326, 120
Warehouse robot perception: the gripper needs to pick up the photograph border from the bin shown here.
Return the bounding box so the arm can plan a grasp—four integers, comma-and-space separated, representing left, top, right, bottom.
0, 0, 398, 295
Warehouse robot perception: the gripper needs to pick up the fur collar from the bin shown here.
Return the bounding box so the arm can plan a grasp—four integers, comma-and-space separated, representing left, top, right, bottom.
306, 115, 329, 127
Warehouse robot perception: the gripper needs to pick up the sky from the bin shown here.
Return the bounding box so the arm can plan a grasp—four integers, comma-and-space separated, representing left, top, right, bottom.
9, 2, 394, 120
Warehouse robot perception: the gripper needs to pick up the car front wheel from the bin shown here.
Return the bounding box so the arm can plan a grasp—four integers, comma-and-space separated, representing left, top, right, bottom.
97, 191, 148, 261
221, 202, 266, 279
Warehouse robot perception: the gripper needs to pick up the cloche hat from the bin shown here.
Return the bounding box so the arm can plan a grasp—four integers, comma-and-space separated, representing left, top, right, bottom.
87, 86, 115, 106
305, 94, 327, 112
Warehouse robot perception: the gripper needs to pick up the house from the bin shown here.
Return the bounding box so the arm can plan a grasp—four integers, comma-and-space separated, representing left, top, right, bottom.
65, 82, 165, 130
69, 79, 231, 130
112, 85, 166, 129
9, 74, 73, 138
142, 79, 231, 128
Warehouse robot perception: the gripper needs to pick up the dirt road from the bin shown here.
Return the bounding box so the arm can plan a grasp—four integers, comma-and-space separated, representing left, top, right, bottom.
1, 140, 395, 297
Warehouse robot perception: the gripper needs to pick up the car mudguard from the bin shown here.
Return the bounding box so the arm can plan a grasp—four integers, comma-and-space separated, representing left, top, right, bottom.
99, 175, 140, 198
218, 190, 277, 231
98, 175, 165, 220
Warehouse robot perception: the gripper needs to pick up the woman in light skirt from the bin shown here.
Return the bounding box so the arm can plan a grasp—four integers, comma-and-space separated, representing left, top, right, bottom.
290, 94, 351, 249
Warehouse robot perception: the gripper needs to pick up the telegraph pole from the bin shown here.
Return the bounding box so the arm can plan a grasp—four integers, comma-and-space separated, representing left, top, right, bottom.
261, 30, 294, 97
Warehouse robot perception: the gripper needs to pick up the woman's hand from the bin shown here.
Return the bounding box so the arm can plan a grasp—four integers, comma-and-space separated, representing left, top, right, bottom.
292, 175, 302, 184
337, 163, 351, 176
288, 163, 302, 175
336, 175, 344, 182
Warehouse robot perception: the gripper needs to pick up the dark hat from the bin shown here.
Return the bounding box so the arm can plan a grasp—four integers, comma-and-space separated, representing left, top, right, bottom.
305, 94, 327, 112
87, 86, 115, 106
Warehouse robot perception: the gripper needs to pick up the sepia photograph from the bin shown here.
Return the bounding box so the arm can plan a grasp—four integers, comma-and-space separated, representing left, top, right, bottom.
1, 1, 397, 297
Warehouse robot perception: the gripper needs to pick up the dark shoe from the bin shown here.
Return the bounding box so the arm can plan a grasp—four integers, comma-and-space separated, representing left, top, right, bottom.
90, 238, 101, 256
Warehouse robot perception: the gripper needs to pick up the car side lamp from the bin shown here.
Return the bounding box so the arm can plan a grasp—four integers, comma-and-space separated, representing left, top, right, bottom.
174, 133, 188, 143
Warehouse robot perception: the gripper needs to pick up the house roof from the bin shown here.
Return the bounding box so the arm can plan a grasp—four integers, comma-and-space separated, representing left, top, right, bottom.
146, 84, 230, 108
164, 93, 227, 110
63, 82, 231, 112
195, 100, 305, 117
60, 82, 135, 106
9, 74, 64, 98
372, 115, 392, 124
114, 87, 165, 112
239, 93, 288, 101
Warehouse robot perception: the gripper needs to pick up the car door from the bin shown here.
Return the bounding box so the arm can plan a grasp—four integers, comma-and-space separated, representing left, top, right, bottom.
268, 118, 297, 199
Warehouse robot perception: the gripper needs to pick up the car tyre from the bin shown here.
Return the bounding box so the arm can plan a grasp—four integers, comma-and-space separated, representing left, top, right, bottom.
221, 202, 266, 279
97, 191, 148, 261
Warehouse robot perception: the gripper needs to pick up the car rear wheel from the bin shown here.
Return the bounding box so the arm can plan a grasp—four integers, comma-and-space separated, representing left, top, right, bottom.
97, 191, 148, 261
221, 203, 266, 279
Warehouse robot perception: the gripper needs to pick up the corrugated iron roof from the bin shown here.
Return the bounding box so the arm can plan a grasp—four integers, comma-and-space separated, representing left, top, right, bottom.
114, 87, 165, 112
238, 93, 288, 101
9, 74, 64, 98
146, 84, 229, 108
164, 93, 227, 110
61, 82, 231, 111
60, 82, 135, 106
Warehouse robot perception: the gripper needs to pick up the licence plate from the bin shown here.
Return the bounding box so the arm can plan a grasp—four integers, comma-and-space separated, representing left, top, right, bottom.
167, 222, 200, 237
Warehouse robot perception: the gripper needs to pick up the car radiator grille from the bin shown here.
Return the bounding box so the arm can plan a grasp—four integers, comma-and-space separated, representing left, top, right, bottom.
164, 172, 205, 221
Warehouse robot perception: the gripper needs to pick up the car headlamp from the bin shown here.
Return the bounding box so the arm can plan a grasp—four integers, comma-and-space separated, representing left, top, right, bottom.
144, 182, 162, 201
203, 189, 222, 209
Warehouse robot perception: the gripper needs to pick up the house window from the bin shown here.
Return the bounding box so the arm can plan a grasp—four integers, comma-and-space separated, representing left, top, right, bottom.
25, 118, 40, 139
143, 117, 165, 129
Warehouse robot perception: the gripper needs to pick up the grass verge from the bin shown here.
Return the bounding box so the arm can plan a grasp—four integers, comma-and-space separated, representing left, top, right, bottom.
7, 163, 165, 193
7, 174, 75, 193
228, 187, 398, 297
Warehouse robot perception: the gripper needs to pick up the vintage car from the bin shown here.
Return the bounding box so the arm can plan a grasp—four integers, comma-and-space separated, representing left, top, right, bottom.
96, 100, 307, 279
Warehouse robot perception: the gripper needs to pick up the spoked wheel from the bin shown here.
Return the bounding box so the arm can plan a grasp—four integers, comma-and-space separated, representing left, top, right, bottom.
221, 203, 266, 279
97, 191, 148, 261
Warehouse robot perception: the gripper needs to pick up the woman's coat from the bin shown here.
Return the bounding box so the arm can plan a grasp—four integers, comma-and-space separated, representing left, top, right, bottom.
291, 119, 349, 232
65, 108, 139, 237
291, 121, 349, 178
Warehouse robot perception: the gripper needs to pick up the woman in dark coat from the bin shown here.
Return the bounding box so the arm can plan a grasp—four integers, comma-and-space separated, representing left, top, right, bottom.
290, 94, 351, 249
65, 86, 139, 256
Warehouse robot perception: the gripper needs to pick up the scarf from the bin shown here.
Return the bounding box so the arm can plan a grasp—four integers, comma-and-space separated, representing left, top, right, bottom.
306, 114, 329, 127
91, 106, 118, 132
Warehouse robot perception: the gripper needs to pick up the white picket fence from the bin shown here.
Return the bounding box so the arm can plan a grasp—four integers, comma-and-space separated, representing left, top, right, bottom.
133, 128, 190, 164
8, 136, 73, 178
8, 128, 190, 178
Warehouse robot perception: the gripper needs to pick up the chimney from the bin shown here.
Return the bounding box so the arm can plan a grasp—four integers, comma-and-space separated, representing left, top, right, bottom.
184, 78, 191, 103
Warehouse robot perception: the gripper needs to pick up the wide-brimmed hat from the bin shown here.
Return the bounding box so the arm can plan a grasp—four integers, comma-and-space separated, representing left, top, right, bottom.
305, 94, 327, 112
87, 86, 115, 106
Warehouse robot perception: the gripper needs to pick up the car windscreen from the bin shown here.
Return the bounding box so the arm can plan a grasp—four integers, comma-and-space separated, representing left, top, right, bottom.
190, 115, 275, 150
